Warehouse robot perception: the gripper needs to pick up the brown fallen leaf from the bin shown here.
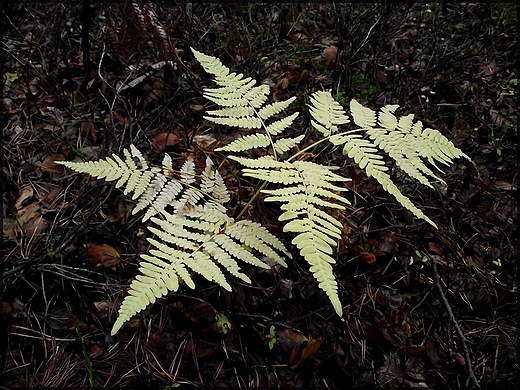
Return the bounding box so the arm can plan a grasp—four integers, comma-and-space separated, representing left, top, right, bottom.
38, 154, 66, 173
188, 104, 206, 114
324, 45, 340, 69
1, 302, 12, 321
348, 244, 377, 265
405, 345, 428, 355
16, 202, 40, 227
87, 243, 121, 268
100, 198, 127, 223
45, 183, 64, 202
275, 326, 321, 368
2, 218, 18, 240
374, 231, 398, 255
14, 186, 34, 210
281, 67, 310, 89
93, 300, 116, 321
426, 241, 444, 256
25, 218, 49, 237
291, 338, 323, 369
426, 338, 448, 368
276, 327, 308, 352
193, 134, 219, 150
152, 131, 180, 151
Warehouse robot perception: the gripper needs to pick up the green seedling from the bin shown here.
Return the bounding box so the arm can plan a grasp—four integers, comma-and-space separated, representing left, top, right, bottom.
267, 325, 277, 350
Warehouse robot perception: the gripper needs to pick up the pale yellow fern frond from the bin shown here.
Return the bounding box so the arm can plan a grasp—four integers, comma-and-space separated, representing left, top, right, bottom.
330, 134, 388, 177
412, 123, 471, 167
309, 91, 350, 137
309, 93, 468, 227
192, 48, 299, 156
59, 145, 292, 335
217, 134, 271, 153
207, 115, 263, 129
228, 155, 289, 169
273, 135, 305, 154
357, 101, 444, 186
371, 170, 436, 227
238, 158, 350, 316
111, 202, 290, 335
258, 97, 297, 119
265, 112, 299, 135
57, 144, 147, 191
351, 98, 469, 181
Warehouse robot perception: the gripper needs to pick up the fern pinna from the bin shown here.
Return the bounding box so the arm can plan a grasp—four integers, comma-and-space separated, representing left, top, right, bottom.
58, 48, 469, 334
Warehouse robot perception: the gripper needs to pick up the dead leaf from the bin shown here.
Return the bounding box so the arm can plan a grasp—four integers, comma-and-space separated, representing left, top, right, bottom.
14, 186, 34, 210
100, 198, 126, 223
405, 345, 428, 355
275, 326, 321, 368
188, 104, 206, 114
276, 327, 308, 352
25, 218, 49, 237
87, 243, 120, 268
38, 154, 66, 173
324, 46, 340, 69
127, 317, 140, 329
146, 334, 169, 355
494, 181, 517, 191
449, 351, 466, 367
16, 202, 40, 227
281, 68, 310, 89
375, 231, 398, 255
348, 244, 377, 265
37, 94, 60, 107
426, 339, 448, 368
152, 132, 180, 151
291, 338, 323, 369
193, 134, 219, 150
93, 300, 115, 313
42, 183, 64, 207
426, 241, 444, 256
2, 218, 18, 240
479, 62, 497, 77
87, 342, 104, 359
1, 302, 12, 321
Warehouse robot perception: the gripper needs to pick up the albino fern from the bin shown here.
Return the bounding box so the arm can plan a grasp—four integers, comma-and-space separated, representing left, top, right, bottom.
193, 49, 467, 316
58, 147, 290, 335
113, 201, 289, 335
192, 48, 299, 157
57, 49, 470, 334
309, 92, 472, 228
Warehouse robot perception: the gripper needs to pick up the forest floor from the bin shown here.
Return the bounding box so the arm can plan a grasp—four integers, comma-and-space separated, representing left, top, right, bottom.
1, 3, 518, 389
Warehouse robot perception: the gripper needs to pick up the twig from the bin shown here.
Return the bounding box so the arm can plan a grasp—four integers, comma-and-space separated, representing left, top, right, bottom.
431, 257, 481, 389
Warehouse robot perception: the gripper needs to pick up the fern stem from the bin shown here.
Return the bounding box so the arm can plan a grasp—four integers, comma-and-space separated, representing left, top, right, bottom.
252, 105, 278, 160
287, 129, 365, 163
234, 128, 363, 222
234, 180, 269, 221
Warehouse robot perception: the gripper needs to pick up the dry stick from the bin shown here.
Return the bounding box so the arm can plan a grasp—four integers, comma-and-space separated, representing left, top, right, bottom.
431, 257, 481, 389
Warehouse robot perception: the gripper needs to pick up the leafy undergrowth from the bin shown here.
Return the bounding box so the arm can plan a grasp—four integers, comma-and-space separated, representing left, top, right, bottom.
1, 3, 518, 389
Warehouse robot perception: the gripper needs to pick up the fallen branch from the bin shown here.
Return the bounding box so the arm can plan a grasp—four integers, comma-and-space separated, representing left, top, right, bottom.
431, 257, 481, 389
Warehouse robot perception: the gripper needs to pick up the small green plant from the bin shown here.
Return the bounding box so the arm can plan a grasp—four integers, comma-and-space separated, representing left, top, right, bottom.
58, 48, 470, 335
491, 259, 502, 275
333, 91, 348, 107
76, 324, 95, 390
217, 314, 231, 334
267, 325, 277, 350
